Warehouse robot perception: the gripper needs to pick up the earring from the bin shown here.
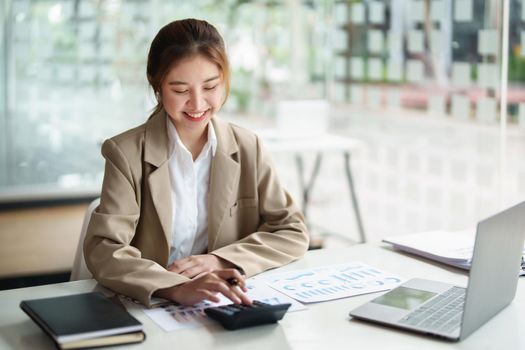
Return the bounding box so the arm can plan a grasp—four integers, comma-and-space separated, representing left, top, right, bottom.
155, 91, 161, 101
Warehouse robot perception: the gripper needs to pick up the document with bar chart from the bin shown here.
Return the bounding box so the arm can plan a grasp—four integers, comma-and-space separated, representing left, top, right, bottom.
138, 278, 305, 332
264, 262, 404, 303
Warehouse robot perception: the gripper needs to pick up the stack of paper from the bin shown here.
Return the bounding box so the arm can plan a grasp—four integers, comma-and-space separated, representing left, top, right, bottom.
383, 230, 525, 275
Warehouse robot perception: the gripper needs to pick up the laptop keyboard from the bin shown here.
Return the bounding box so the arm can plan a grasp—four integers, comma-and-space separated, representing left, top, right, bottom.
399, 286, 466, 334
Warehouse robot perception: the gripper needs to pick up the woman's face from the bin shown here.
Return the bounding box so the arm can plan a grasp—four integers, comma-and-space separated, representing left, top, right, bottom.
161, 54, 225, 137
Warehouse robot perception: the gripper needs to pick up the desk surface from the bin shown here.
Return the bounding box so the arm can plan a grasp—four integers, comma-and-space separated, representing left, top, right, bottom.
1, 243, 523, 350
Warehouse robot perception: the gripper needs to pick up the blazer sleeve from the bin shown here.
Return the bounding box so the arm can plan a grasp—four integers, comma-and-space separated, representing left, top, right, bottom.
83, 139, 189, 307
211, 136, 310, 276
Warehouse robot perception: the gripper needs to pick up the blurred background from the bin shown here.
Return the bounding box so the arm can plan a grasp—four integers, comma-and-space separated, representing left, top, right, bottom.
1, 0, 525, 287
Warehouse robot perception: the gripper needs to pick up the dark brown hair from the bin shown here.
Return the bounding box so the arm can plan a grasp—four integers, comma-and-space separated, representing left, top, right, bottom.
146, 18, 230, 116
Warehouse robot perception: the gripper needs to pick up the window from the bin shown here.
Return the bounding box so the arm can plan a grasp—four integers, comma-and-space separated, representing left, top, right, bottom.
330, 0, 525, 234
2, 0, 524, 238
0, 0, 329, 200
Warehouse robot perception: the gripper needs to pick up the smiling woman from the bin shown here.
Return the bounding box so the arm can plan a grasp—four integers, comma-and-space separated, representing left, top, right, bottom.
83, 18, 309, 308
146, 19, 231, 117
160, 55, 224, 159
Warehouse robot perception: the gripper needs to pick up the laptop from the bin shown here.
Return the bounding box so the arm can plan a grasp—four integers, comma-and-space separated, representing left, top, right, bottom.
350, 200, 525, 341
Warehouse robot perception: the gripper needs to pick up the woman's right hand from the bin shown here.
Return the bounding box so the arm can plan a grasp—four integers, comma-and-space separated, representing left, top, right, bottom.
155, 268, 252, 306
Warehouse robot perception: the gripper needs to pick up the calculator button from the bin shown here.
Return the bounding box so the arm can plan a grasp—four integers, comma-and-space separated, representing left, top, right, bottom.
222, 306, 240, 313
252, 301, 269, 307
204, 300, 292, 330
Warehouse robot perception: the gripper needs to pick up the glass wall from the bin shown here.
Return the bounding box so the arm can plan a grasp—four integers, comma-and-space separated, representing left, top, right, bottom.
322, 0, 525, 236
332, 0, 514, 117
1, 0, 525, 239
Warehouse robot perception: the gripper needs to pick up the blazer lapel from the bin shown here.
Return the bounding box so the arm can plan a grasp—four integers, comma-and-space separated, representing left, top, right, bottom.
144, 111, 173, 245
208, 118, 240, 249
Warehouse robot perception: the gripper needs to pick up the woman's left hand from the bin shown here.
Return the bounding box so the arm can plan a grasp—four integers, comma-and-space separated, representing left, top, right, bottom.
168, 254, 236, 278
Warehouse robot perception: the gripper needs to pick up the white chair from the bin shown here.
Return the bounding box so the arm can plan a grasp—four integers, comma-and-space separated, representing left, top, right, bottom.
70, 198, 100, 281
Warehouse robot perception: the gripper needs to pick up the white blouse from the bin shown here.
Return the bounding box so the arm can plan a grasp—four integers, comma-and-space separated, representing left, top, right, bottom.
166, 118, 217, 265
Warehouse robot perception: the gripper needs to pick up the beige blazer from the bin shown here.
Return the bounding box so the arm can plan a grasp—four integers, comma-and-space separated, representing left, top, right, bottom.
84, 110, 309, 306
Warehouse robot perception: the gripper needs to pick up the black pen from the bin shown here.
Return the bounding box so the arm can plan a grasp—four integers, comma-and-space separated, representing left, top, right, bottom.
226, 277, 239, 286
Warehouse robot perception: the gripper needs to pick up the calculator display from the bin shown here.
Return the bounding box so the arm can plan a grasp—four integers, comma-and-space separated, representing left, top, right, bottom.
371, 286, 436, 310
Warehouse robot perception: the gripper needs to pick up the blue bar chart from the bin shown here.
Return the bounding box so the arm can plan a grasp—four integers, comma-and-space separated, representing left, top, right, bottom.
264, 262, 404, 303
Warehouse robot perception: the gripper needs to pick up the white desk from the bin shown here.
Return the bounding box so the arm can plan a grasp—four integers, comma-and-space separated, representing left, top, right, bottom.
1, 243, 523, 350
258, 130, 367, 244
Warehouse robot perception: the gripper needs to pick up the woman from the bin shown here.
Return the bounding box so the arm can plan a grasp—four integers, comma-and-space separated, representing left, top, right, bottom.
84, 18, 309, 307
